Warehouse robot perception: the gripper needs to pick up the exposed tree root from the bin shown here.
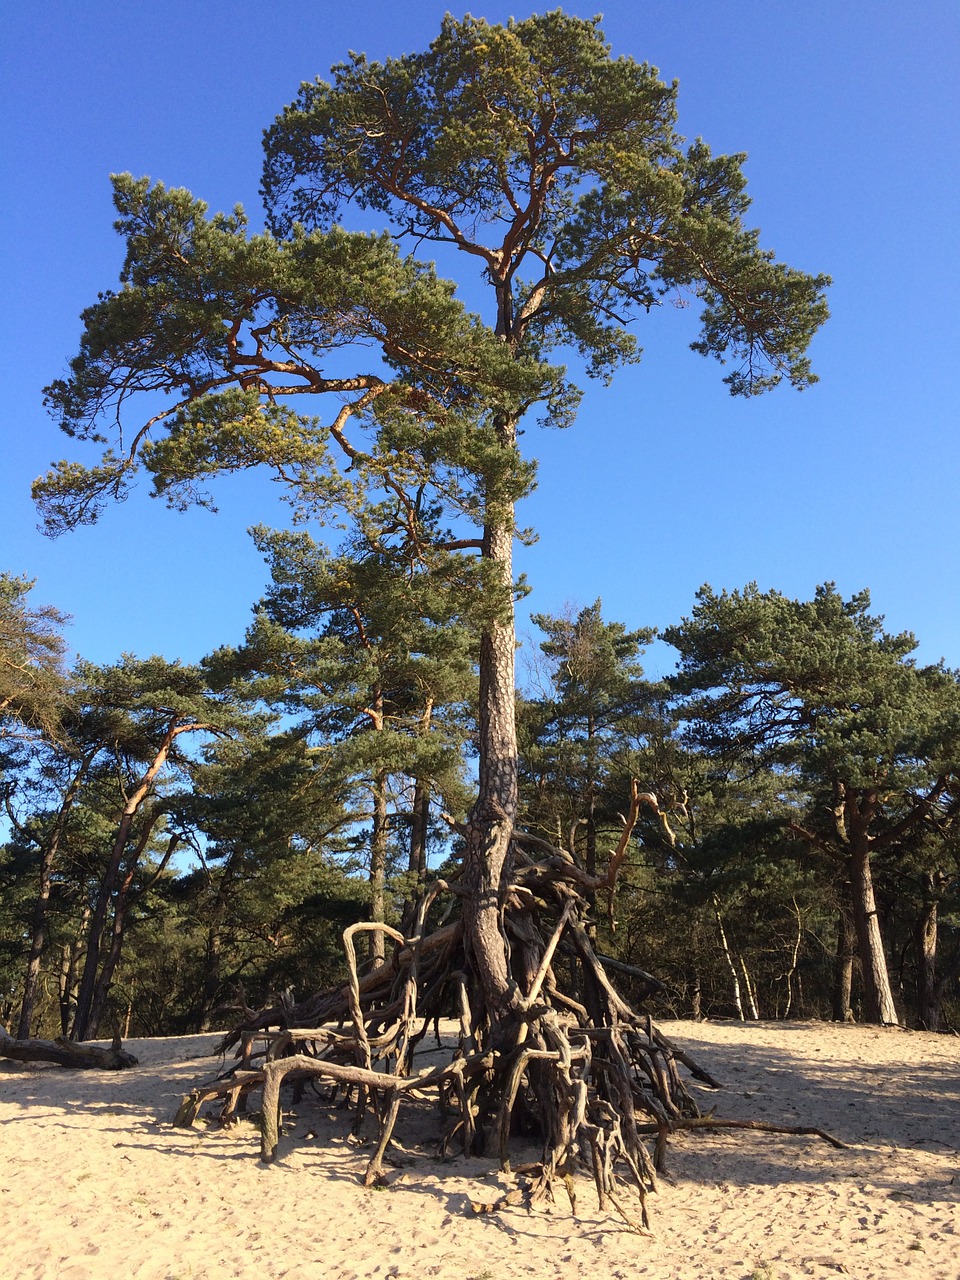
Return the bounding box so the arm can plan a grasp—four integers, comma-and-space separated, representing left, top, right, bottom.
175, 820, 720, 1228
639, 1116, 850, 1150
175, 797, 843, 1227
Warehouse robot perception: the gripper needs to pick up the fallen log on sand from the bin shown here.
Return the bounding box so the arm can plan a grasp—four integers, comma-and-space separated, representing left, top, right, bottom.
0, 1026, 138, 1070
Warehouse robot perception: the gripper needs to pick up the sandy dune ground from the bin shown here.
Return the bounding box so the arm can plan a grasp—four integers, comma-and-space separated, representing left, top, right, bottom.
1, 1019, 957, 1280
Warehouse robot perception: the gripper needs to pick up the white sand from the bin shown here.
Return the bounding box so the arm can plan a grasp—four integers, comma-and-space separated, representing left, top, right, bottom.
1, 1020, 957, 1280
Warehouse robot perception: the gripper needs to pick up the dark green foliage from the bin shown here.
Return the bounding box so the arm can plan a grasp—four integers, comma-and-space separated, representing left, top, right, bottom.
0, 574, 70, 748
665, 584, 958, 778
205, 519, 480, 959
2, 650, 260, 1038
520, 601, 654, 872
36, 175, 547, 537
263, 12, 828, 390
663, 583, 960, 1025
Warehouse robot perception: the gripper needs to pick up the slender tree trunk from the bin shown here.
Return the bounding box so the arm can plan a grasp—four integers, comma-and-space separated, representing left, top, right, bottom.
689, 971, 702, 1021
86, 829, 149, 1038
408, 777, 430, 889
72, 721, 188, 1040
73, 817, 138, 1038
832, 897, 856, 1021
198, 927, 222, 1032
780, 899, 803, 1019
59, 906, 90, 1035
713, 899, 745, 1020
18, 840, 60, 1039
585, 714, 597, 878
582, 717, 600, 941
849, 839, 900, 1025
914, 873, 940, 1031
86, 823, 180, 1039
369, 769, 389, 964
739, 953, 760, 1020
407, 700, 434, 897
463, 439, 521, 1022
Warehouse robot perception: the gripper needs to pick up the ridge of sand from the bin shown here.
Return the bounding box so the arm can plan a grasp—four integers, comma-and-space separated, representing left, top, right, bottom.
1, 1020, 957, 1279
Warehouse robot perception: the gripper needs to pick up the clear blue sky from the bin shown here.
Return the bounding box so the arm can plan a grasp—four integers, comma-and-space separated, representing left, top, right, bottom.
2, 1, 958, 677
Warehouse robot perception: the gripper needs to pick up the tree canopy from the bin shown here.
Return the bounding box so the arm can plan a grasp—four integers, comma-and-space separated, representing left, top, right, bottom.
263, 12, 828, 392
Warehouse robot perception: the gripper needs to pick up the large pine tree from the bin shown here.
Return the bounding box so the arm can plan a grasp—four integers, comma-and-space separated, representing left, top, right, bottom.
36, 13, 828, 1213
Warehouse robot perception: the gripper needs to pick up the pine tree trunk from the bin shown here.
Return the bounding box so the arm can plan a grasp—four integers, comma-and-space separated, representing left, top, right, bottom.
849, 840, 900, 1025
408, 777, 430, 889
585, 714, 597, 878
18, 837, 61, 1039
462, 450, 520, 1023
59, 906, 90, 1035
714, 899, 745, 1020
369, 769, 389, 964
914, 874, 940, 1031
198, 927, 222, 1033
72, 722, 183, 1039
832, 898, 856, 1022
86, 855, 140, 1040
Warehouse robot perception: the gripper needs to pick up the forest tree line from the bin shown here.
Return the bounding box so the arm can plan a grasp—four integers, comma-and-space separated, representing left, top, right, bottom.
3, 568, 958, 1041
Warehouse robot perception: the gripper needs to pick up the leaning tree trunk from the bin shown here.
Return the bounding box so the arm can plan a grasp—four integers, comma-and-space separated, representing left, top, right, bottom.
713, 898, 745, 1021
73, 720, 189, 1040
85, 828, 179, 1040
848, 838, 900, 1025
73, 802, 144, 1040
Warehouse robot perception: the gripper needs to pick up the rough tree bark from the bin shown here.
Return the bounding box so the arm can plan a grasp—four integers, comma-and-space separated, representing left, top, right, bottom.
914, 872, 942, 1031
846, 804, 900, 1026
831, 898, 856, 1022
462, 479, 522, 1025
369, 768, 389, 965
0, 1025, 137, 1070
